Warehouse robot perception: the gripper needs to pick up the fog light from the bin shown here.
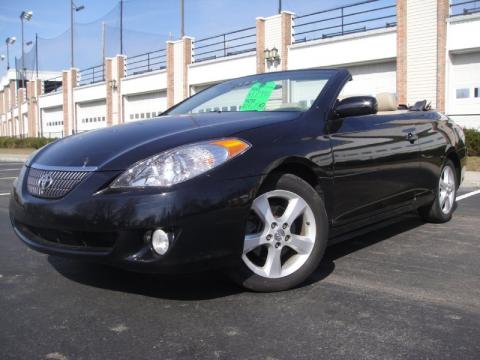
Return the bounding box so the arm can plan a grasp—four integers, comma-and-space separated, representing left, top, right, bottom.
151, 228, 170, 255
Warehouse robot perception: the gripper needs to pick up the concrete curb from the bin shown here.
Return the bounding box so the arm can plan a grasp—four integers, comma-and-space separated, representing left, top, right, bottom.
0, 154, 29, 163
463, 171, 480, 188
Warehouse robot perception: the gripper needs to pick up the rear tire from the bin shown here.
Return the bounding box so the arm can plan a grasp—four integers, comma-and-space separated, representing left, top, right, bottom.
230, 173, 328, 292
419, 160, 457, 223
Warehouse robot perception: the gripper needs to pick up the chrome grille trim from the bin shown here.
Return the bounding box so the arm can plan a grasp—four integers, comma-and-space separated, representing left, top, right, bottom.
30, 163, 98, 172
27, 167, 90, 199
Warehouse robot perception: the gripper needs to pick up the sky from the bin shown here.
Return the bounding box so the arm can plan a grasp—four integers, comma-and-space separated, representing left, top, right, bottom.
0, 0, 379, 77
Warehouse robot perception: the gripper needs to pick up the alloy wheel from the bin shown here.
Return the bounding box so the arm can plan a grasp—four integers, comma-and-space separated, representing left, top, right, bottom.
439, 165, 455, 214
242, 189, 317, 279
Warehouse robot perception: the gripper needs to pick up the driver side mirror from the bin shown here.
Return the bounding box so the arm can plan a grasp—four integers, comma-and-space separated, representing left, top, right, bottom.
334, 96, 378, 118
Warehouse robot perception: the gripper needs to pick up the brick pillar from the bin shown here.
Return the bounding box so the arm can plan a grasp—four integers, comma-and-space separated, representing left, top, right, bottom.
256, 18, 266, 73
183, 38, 193, 100
257, 11, 294, 73
62, 71, 69, 136
63, 69, 78, 136
396, 0, 407, 105
106, 55, 126, 125
0, 90, 4, 115
18, 88, 25, 137
166, 37, 193, 107
436, 0, 449, 112
9, 81, 16, 136
116, 55, 125, 123
166, 41, 175, 108
3, 86, 9, 136
105, 58, 113, 126
0, 90, 4, 136
281, 12, 294, 71
27, 80, 42, 137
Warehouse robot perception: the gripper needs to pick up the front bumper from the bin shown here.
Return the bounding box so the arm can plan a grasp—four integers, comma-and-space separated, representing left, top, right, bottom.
9, 166, 261, 273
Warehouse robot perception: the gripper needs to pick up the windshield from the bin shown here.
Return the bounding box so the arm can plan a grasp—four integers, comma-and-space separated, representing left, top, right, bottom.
168, 71, 334, 115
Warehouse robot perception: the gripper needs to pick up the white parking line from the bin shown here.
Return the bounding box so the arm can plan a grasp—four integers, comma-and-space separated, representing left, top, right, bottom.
0, 177, 16, 180
0, 169, 21, 172
0, 193, 10, 196
456, 190, 480, 201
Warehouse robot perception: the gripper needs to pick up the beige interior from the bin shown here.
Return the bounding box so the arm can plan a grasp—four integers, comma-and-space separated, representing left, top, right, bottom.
376, 92, 397, 112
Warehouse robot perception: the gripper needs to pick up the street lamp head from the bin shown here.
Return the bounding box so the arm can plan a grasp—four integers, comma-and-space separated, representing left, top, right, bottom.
26, 41, 33, 46
75, 5, 85, 11
0, 54, 5, 61
6, 37, 16, 45
20, 10, 33, 21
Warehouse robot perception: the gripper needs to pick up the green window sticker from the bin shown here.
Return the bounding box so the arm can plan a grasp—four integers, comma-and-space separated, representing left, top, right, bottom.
240, 81, 276, 111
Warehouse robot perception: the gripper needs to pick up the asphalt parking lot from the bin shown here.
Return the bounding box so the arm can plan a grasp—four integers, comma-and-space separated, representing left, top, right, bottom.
0, 161, 479, 360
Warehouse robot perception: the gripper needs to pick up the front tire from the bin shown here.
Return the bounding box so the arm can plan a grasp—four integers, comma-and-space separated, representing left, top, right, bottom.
419, 160, 457, 223
230, 174, 328, 292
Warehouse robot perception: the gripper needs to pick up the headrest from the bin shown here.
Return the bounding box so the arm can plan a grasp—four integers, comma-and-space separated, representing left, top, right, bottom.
376, 93, 397, 111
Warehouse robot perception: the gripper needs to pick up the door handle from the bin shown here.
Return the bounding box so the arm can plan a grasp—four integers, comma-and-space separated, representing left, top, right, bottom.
406, 132, 418, 144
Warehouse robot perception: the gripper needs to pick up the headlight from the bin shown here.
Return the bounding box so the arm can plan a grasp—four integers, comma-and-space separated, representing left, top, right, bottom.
110, 138, 251, 188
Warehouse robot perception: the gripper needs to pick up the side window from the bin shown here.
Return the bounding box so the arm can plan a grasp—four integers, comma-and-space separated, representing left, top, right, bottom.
456, 88, 470, 99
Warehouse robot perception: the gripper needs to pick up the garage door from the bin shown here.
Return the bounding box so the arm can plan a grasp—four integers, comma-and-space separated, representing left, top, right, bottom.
124, 91, 167, 123
340, 61, 397, 97
76, 99, 107, 132
448, 51, 480, 129
41, 106, 64, 138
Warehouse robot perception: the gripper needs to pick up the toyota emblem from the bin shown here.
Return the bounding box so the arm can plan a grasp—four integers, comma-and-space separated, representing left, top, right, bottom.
37, 174, 54, 193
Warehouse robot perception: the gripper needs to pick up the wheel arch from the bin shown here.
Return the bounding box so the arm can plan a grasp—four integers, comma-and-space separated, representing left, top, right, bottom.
445, 148, 462, 188
256, 156, 334, 220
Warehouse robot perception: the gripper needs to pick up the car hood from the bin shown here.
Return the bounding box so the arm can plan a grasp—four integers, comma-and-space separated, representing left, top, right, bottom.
30, 112, 300, 171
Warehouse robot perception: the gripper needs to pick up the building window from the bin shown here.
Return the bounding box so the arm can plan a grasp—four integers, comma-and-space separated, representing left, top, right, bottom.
456, 88, 470, 99
475, 87, 479, 98
146, 112, 151, 118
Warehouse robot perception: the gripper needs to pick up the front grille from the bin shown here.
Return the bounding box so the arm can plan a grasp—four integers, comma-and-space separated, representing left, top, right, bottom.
27, 167, 90, 199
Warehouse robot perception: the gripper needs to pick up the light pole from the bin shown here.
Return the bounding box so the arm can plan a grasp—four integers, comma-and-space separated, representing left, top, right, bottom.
180, 0, 184, 38
278, 0, 282, 14
70, 1, 85, 68
20, 10, 33, 87
5, 37, 16, 70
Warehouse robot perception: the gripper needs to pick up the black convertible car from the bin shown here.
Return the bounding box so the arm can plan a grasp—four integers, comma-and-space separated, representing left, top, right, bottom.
10, 69, 466, 291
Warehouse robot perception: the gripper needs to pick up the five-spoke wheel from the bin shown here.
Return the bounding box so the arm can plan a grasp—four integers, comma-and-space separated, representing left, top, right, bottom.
242, 189, 317, 279
419, 160, 457, 223
231, 174, 328, 292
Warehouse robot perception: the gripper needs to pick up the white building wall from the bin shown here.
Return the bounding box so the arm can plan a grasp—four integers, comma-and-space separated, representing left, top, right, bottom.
406, 0, 438, 108
289, 28, 396, 69
447, 14, 480, 53
189, 53, 256, 89
121, 70, 167, 95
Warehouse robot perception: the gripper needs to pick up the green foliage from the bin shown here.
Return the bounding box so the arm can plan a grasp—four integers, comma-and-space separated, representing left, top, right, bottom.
0, 137, 57, 149
464, 128, 480, 157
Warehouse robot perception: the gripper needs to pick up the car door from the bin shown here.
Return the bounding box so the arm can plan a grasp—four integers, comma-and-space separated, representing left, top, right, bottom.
328, 112, 420, 229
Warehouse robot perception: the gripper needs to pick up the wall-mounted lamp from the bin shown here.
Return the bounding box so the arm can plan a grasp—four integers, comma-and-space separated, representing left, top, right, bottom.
108, 79, 117, 90
264, 47, 280, 65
